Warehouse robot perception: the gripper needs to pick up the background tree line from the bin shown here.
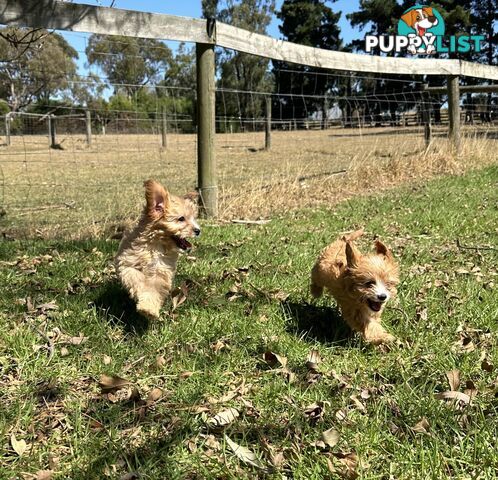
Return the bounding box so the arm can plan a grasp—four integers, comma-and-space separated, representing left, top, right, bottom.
0, 0, 495, 131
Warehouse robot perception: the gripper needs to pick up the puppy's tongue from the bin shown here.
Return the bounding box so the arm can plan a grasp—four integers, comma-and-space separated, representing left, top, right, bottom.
367, 300, 382, 312
417, 26, 426, 36
173, 236, 192, 251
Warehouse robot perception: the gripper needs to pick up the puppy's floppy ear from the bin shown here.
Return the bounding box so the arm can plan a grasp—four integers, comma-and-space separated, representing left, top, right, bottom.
345, 241, 361, 268
401, 9, 417, 28
144, 179, 170, 219
374, 240, 393, 259
424, 7, 434, 17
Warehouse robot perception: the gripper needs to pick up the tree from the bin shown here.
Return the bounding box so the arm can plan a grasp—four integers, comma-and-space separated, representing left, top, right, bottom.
347, 0, 401, 55
202, 0, 219, 18
0, 27, 78, 112
275, 0, 343, 122
470, 0, 497, 66
204, 0, 275, 132
86, 35, 173, 97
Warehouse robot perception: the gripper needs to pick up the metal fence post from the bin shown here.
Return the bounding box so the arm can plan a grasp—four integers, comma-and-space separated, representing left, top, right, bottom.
265, 95, 271, 150
85, 109, 92, 146
196, 40, 217, 218
447, 75, 461, 154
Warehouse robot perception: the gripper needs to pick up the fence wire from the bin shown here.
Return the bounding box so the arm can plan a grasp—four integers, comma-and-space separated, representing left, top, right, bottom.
0, 33, 497, 238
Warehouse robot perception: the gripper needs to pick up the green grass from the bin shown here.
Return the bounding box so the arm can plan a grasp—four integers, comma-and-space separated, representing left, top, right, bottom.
1, 166, 498, 479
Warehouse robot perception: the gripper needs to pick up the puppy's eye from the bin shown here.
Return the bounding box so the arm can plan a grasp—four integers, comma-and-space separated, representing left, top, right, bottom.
178, 216, 186, 222
364, 281, 375, 288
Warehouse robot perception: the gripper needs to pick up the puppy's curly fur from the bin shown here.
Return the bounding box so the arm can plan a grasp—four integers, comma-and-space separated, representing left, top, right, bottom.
311, 229, 399, 344
115, 180, 200, 320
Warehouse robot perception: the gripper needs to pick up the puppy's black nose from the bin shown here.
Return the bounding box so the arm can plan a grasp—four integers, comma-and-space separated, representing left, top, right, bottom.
377, 293, 387, 302
194, 228, 201, 236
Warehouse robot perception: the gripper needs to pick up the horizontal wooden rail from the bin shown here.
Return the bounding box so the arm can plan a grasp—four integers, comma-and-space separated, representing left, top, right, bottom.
0, 0, 213, 44
422, 84, 498, 94
0, 0, 497, 80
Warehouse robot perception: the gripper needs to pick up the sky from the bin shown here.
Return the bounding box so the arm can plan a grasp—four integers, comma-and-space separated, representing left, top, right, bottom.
61, 0, 363, 75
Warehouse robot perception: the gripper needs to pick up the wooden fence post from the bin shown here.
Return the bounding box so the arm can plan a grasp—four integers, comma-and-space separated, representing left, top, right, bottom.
85, 109, 92, 146
161, 105, 167, 149
422, 85, 432, 147
48, 115, 57, 148
265, 95, 271, 150
5, 113, 11, 146
196, 41, 217, 218
447, 75, 460, 153
322, 96, 329, 130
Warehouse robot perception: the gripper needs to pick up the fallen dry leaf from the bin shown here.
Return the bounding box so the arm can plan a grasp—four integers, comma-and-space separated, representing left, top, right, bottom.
11, 434, 28, 457
35, 471, 54, 480
481, 358, 494, 373
211, 339, 228, 353
206, 407, 240, 430
60, 347, 69, 357
224, 435, 268, 472
335, 408, 348, 422
321, 428, 340, 447
435, 390, 471, 405
155, 355, 166, 368
146, 387, 163, 405
171, 284, 188, 311
333, 451, 360, 479
412, 417, 430, 434
446, 369, 460, 391
68, 334, 88, 346
103, 355, 112, 365
306, 349, 321, 372
263, 351, 287, 368
98, 374, 131, 393
119, 473, 140, 480
304, 401, 329, 425
349, 395, 366, 412
36, 301, 58, 312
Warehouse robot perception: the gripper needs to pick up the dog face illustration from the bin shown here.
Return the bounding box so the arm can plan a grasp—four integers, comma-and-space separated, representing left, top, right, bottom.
401, 7, 438, 36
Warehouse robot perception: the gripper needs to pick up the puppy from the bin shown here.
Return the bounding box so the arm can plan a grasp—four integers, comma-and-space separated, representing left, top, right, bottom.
115, 180, 200, 320
310, 229, 399, 345
401, 7, 438, 54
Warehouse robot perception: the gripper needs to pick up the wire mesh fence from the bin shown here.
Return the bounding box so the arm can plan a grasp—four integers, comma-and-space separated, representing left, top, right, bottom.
0, 31, 497, 238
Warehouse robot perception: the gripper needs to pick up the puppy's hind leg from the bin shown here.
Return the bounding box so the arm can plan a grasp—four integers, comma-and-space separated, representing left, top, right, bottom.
136, 279, 171, 320
136, 290, 164, 320
117, 267, 161, 320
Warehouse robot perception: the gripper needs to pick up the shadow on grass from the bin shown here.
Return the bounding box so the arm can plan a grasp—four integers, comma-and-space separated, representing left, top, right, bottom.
92, 281, 150, 335
282, 300, 353, 344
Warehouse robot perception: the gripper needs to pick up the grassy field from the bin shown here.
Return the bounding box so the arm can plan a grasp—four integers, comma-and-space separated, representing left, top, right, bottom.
1, 165, 497, 479
2, 125, 497, 237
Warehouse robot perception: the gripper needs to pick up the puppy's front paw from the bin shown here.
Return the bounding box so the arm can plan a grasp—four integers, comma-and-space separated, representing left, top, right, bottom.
136, 302, 160, 320
426, 45, 435, 54
363, 323, 395, 345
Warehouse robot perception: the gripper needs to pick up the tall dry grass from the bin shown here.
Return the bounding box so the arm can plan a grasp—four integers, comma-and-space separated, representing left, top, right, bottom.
217, 135, 498, 220
0, 127, 496, 238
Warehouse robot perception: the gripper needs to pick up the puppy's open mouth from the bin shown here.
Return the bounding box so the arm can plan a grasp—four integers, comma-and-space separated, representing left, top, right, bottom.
367, 299, 383, 312
172, 235, 192, 251
416, 25, 426, 36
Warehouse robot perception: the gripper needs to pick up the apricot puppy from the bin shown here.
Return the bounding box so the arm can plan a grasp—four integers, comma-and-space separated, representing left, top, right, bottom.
310, 229, 399, 344
115, 180, 200, 320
